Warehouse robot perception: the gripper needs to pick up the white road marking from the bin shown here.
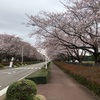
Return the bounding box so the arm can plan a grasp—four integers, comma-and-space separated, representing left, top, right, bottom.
18, 70, 35, 81
15, 67, 35, 70
0, 86, 1, 88
3, 72, 12, 74
15, 67, 43, 70
0, 86, 9, 96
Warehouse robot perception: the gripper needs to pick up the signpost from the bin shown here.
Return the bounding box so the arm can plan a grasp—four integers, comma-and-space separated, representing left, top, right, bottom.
9, 57, 14, 68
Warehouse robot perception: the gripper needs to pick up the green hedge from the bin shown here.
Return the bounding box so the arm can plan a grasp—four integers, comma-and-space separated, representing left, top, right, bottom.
0, 64, 4, 69
25, 63, 50, 84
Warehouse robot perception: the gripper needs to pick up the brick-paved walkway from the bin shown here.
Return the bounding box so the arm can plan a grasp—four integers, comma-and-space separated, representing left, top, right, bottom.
37, 63, 100, 100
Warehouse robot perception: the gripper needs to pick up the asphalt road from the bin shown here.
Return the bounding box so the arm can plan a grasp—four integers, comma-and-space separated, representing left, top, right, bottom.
0, 62, 45, 91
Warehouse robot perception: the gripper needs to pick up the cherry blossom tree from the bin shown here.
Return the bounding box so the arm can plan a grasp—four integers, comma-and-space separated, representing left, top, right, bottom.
0, 34, 18, 62
43, 37, 86, 62
27, 0, 100, 65
0, 34, 43, 63
62, 0, 100, 64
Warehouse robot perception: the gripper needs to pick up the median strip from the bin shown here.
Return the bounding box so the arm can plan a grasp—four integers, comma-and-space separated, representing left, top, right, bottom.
25, 66, 50, 84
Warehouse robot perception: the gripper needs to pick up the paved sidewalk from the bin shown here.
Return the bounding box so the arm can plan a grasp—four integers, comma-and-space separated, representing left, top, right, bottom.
37, 63, 100, 100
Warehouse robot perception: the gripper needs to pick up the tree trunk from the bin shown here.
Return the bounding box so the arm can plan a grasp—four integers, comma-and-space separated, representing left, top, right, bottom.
93, 53, 100, 66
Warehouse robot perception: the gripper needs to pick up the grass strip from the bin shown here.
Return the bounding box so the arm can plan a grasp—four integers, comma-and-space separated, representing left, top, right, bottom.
25, 63, 50, 84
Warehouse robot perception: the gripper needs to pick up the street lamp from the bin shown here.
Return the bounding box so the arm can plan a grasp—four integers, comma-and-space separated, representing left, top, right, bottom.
39, 49, 48, 69
42, 54, 48, 69
45, 55, 48, 69
21, 46, 24, 64
21, 44, 28, 64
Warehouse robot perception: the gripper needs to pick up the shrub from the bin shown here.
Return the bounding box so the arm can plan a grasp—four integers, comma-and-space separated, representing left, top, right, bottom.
0, 64, 4, 69
6, 79, 37, 100
15, 63, 21, 67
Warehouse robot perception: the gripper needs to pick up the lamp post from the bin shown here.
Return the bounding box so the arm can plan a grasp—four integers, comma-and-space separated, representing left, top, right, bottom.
21, 46, 24, 64
39, 49, 48, 69
21, 45, 27, 64
45, 55, 47, 69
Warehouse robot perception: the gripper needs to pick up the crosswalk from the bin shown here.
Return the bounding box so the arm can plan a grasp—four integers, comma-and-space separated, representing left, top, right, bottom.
15, 67, 42, 70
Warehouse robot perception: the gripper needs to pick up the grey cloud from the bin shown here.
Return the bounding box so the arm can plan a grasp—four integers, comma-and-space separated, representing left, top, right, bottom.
0, 0, 64, 44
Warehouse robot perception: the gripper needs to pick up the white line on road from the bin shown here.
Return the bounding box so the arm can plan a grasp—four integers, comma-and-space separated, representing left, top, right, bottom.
0, 86, 9, 96
18, 70, 35, 81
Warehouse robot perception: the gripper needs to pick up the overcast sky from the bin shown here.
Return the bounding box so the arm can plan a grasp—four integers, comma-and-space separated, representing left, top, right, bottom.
0, 0, 65, 45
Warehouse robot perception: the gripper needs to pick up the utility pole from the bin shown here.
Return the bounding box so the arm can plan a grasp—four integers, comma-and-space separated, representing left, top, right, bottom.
21, 46, 24, 64
45, 55, 47, 69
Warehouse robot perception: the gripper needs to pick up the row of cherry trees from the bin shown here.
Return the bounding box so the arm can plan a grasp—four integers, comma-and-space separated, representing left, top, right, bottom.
0, 34, 43, 63
28, 0, 100, 64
